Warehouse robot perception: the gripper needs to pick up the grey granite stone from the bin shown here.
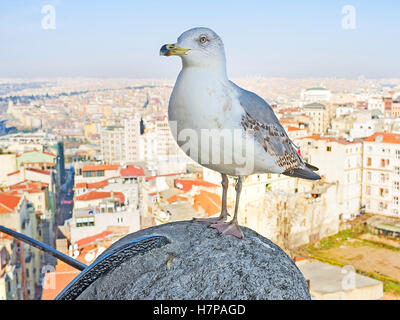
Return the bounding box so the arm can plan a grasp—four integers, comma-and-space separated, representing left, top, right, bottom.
76, 220, 311, 300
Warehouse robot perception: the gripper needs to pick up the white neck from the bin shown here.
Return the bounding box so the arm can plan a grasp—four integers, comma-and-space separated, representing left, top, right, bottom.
181, 57, 228, 80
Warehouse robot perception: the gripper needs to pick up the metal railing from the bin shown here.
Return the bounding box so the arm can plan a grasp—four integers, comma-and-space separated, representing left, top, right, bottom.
0, 225, 86, 271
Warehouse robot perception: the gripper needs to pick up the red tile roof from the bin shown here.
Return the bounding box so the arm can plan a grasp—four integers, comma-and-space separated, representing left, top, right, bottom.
75, 230, 113, 248
0, 193, 22, 214
193, 190, 221, 217
26, 167, 50, 175
302, 134, 361, 145
20, 162, 55, 167
287, 126, 304, 132
364, 132, 400, 144
9, 180, 48, 191
120, 165, 145, 177
175, 179, 219, 192
41, 271, 80, 300
167, 195, 187, 204
145, 172, 184, 181
75, 179, 109, 190
0, 229, 15, 240
75, 191, 125, 203
17, 149, 56, 157
82, 164, 119, 172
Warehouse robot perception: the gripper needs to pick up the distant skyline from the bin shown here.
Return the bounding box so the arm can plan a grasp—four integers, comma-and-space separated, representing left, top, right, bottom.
1, 0, 399, 79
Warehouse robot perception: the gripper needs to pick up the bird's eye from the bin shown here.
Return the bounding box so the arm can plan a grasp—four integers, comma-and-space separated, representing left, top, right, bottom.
199, 36, 207, 44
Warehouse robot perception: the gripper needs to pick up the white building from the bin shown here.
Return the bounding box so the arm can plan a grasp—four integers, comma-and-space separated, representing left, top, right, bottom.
362, 132, 400, 217
100, 126, 125, 164
303, 103, 329, 135
139, 115, 191, 175
100, 115, 141, 164
368, 97, 385, 114
124, 116, 141, 163
301, 87, 331, 103
299, 135, 363, 220
69, 202, 141, 244
336, 104, 355, 118
349, 121, 376, 139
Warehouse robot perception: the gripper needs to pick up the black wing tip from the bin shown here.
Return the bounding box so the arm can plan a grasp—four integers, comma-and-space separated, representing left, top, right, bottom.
283, 168, 321, 180
305, 162, 319, 171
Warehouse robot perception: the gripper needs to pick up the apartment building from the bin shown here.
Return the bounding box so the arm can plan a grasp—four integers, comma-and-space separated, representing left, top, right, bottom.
368, 97, 385, 114
303, 103, 329, 135
362, 132, 400, 217
0, 194, 42, 299
100, 126, 125, 164
124, 116, 141, 163
299, 135, 363, 219
139, 115, 181, 162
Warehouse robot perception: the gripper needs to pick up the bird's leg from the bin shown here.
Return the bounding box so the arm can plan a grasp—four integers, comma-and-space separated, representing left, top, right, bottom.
193, 173, 230, 223
210, 176, 244, 239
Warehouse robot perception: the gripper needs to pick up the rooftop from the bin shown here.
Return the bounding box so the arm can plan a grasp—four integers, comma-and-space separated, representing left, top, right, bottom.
75, 191, 125, 203
302, 134, 361, 145
303, 102, 326, 109
75, 230, 113, 248
82, 164, 120, 172
297, 260, 382, 297
192, 190, 222, 217
364, 132, 400, 144
0, 193, 22, 214
305, 87, 329, 91
174, 179, 219, 192
75, 179, 109, 190
120, 164, 145, 177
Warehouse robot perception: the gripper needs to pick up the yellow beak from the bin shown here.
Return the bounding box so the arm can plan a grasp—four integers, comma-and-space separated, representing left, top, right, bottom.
160, 43, 190, 56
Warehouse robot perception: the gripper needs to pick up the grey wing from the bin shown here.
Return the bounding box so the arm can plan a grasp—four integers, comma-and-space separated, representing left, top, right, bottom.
233, 82, 320, 180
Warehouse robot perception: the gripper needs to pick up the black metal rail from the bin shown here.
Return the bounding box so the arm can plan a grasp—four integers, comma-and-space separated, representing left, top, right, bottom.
0, 225, 87, 271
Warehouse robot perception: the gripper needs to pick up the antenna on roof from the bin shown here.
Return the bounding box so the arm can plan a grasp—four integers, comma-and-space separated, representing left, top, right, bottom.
0, 225, 86, 271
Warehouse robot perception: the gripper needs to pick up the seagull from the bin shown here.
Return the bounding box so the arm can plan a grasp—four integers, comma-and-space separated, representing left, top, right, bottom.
160, 27, 320, 239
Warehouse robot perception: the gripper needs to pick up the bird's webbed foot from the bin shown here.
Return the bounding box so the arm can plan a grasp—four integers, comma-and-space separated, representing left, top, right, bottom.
209, 221, 244, 239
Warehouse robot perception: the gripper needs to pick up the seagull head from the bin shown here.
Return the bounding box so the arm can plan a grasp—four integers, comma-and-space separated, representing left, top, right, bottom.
160, 27, 226, 70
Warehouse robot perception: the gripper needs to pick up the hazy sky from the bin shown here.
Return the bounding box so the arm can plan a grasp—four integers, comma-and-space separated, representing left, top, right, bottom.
1, 0, 399, 79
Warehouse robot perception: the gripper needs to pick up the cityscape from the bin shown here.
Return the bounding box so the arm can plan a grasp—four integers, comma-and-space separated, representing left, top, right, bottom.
1, 0, 400, 302
0, 77, 399, 299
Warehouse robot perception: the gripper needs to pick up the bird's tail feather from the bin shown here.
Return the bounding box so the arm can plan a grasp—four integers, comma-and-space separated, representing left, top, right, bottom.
283, 167, 321, 180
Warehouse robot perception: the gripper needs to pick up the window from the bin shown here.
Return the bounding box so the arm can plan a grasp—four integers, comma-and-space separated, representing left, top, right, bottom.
396, 150, 400, 160
395, 182, 400, 191
395, 167, 400, 175
381, 159, 386, 168
367, 157, 372, 166
327, 146, 331, 152
367, 172, 371, 181
394, 197, 399, 206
